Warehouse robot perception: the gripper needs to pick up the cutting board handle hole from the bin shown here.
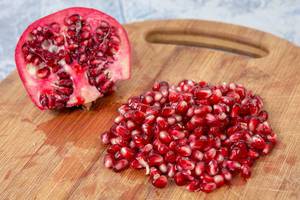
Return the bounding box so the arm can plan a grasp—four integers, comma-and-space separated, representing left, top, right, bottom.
146, 31, 269, 58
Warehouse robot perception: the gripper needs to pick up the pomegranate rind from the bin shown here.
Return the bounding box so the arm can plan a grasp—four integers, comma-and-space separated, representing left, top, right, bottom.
15, 7, 131, 110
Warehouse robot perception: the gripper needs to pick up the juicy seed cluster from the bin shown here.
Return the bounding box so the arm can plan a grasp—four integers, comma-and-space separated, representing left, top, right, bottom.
22, 13, 120, 109
101, 80, 277, 193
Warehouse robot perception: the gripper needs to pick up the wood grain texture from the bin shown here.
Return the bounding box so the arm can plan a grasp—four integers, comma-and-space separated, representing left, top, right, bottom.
0, 20, 300, 200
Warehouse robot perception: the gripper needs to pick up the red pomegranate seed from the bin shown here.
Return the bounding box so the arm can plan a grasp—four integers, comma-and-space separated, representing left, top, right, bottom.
148, 154, 164, 166
207, 160, 219, 176
204, 148, 217, 160
159, 131, 172, 144
194, 162, 205, 176
170, 129, 185, 139
107, 144, 121, 154
192, 150, 204, 161
37, 67, 50, 79
214, 175, 225, 187
177, 145, 192, 157
167, 164, 176, 178
241, 164, 251, 179
101, 80, 276, 193
152, 175, 168, 188
120, 147, 135, 160
262, 143, 273, 155
113, 159, 129, 172
174, 172, 188, 186
165, 151, 176, 163
176, 100, 189, 114
130, 159, 143, 169
104, 154, 114, 168
101, 131, 110, 145
258, 110, 268, 121
190, 139, 207, 150
201, 182, 217, 193
222, 168, 232, 181
150, 167, 161, 178
226, 160, 241, 172
251, 135, 266, 150
178, 157, 195, 170
187, 180, 200, 192
248, 117, 259, 132
194, 88, 212, 99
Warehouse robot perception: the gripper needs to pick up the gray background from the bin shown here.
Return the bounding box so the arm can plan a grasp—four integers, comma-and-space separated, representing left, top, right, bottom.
1, 0, 299, 80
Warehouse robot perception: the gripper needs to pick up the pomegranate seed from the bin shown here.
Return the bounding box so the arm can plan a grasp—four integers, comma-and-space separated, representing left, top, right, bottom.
156, 117, 168, 129
167, 164, 176, 177
144, 114, 155, 124
190, 139, 206, 150
170, 129, 185, 139
148, 154, 164, 166
120, 147, 135, 160
214, 175, 225, 187
115, 125, 130, 138
130, 159, 143, 169
204, 148, 217, 160
226, 160, 241, 172
161, 106, 175, 117
176, 100, 189, 114
178, 158, 195, 170
194, 162, 205, 175
248, 117, 259, 132
258, 110, 268, 121
267, 133, 277, 145
207, 160, 219, 176
159, 163, 168, 173
104, 154, 114, 168
113, 159, 129, 172
251, 135, 266, 150
205, 113, 220, 126
176, 145, 192, 157
194, 105, 212, 116
174, 172, 188, 186
159, 131, 172, 144
37, 67, 50, 79
201, 182, 217, 193
157, 143, 169, 155
107, 144, 121, 154
141, 144, 153, 153
192, 150, 204, 161
187, 180, 200, 192
101, 131, 110, 145
114, 115, 124, 124
194, 88, 212, 99
152, 175, 168, 188
222, 168, 232, 181
241, 164, 251, 179
256, 121, 272, 135
262, 143, 273, 155
150, 167, 161, 177
165, 151, 177, 163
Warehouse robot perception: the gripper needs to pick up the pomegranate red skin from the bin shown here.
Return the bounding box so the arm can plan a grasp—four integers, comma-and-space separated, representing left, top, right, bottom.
15, 7, 131, 110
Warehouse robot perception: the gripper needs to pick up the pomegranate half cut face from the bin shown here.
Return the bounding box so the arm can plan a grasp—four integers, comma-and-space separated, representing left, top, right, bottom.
15, 7, 130, 110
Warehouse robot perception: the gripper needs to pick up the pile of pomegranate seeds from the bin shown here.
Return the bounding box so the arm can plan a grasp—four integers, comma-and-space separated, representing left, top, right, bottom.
101, 80, 277, 193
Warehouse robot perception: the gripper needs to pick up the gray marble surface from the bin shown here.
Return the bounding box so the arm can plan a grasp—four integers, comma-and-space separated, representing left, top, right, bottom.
1, 0, 299, 80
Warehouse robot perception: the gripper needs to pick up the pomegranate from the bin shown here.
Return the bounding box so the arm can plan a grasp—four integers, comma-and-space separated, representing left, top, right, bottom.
15, 7, 130, 110
101, 80, 277, 193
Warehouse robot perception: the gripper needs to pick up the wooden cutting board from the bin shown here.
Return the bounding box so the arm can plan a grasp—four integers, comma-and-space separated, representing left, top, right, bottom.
0, 20, 300, 200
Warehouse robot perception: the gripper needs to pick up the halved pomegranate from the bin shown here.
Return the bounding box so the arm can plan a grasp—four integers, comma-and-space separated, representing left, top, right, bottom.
15, 7, 130, 110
